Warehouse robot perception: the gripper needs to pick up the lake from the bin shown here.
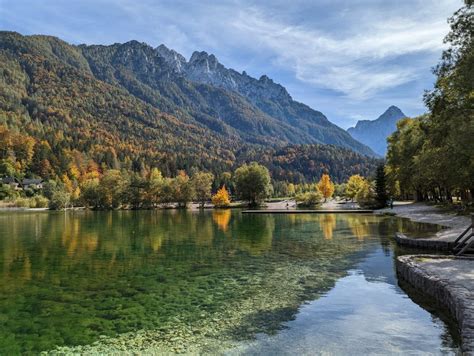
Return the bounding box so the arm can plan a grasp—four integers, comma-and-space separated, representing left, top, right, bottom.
0, 210, 459, 354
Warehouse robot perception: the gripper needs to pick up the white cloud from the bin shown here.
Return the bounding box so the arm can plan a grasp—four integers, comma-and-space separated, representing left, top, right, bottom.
1, 0, 461, 125
230, 3, 454, 99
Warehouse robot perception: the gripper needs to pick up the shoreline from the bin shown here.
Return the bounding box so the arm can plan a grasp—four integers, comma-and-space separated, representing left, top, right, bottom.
396, 255, 474, 354
242, 209, 373, 214
0, 198, 364, 212
376, 202, 471, 249
384, 202, 474, 354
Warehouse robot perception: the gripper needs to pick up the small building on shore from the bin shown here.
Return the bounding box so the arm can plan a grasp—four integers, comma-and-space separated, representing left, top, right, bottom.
22, 178, 44, 190
0, 177, 21, 190
0, 177, 44, 190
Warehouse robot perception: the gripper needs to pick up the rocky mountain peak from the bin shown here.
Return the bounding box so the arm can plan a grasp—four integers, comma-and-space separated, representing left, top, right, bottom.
156, 44, 186, 73
347, 105, 406, 156
259, 74, 271, 83
188, 51, 220, 71
185, 50, 238, 89
379, 105, 404, 120
152, 45, 293, 102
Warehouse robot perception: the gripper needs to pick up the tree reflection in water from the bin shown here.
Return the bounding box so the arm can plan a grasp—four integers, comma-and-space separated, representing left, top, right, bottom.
0, 211, 448, 354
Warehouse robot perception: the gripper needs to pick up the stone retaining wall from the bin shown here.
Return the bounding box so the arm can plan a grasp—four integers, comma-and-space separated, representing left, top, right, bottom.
396, 255, 474, 354
395, 232, 453, 251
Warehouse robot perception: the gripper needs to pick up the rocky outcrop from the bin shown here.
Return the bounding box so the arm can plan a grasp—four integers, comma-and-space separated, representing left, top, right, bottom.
156, 44, 186, 73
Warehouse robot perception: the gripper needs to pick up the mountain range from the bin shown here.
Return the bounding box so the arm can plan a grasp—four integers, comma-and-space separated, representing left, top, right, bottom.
347, 106, 406, 156
79, 40, 375, 155
0, 31, 380, 182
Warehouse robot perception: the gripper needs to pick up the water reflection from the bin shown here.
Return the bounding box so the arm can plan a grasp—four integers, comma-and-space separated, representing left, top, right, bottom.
229, 214, 275, 255
213, 209, 231, 232
318, 214, 336, 240
0, 211, 456, 354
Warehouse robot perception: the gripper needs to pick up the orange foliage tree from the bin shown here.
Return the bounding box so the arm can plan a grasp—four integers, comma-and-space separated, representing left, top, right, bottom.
317, 174, 335, 202
212, 185, 231, 207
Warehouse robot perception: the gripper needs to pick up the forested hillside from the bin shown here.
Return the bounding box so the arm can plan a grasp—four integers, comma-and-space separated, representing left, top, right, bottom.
0, 31, 378, 185
0, 32, 239, 177
239, 145, 380, 183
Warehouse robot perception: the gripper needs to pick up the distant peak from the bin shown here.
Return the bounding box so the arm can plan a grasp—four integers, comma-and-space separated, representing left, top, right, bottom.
347, 105, 407, 155
259, 74, 272, 83
188, 51, 221, 73
123, 39, 146, 47
383, 105, 405, 117
156, 44, 186, 72
156, 44, 185, 60
189, 51, 210, 62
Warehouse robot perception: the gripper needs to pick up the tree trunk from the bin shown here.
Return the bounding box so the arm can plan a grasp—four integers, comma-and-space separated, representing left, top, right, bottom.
445, 188, 452, 203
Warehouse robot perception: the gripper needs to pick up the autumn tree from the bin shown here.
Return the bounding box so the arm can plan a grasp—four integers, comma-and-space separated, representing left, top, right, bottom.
212, 185, 231, 208
146, 168, 164, 207
192, 172, 214, 208
346, 175, 366, 201
287, 183, 296, 197
11, 134, 35, 170
317, 174, 335, 202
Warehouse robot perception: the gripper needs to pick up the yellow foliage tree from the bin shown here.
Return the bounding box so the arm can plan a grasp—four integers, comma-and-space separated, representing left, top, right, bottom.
287, 183, 296, 197
69, 164, 81, 181
317, 174, 335, 202
212, 185, 231, 207
62, 174, 73, 193
71, 186, 81, 202
346, 174, 366, 201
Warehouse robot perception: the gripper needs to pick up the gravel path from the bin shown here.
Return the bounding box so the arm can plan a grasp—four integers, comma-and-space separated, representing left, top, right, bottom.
378, 202, 471, 242
262, 199, 361, 210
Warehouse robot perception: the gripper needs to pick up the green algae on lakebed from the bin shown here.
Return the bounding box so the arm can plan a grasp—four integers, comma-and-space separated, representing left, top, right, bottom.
0, 210, 456, 354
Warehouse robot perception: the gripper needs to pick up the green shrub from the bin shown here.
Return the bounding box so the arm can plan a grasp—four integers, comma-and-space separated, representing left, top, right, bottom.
33, 195, 49, 208
14, 197, 32, 208
0, 184, 18, 200
49, 191, 71, 210
295, 191, 323, 207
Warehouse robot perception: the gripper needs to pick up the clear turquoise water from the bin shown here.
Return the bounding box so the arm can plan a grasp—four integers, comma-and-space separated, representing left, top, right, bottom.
0, 210, 460, 354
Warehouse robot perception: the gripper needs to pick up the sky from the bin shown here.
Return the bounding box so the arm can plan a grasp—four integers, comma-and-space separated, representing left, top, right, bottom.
0, 0, 462, 129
